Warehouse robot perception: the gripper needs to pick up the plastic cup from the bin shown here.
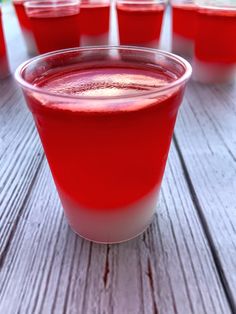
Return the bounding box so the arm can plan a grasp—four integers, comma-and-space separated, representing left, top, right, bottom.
80, 0, 110, 46
24, 0, 80, 54
15, 46, 191, 243
116, 0, 166, 48
13, 0, 37, 55
0, 5, 10, 79
193, 2, 236, 83
171, 0, 197, 58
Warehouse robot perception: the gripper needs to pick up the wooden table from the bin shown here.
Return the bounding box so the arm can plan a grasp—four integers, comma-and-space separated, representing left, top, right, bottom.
1, 4, 235, 314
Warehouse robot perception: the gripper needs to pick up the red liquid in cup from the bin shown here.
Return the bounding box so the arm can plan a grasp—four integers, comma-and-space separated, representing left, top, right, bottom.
116, 3, 165, 47
171, 3, 197, 56
195, 8, 236, 64
13, 0, 36, 54
80, 1, 110, 45
28, 8, 80, 53
194, 7, 236, 82
14, 1, 31, 33
24, 61, 185, 241
172, 3, 196, 40
0, 8, 9, 79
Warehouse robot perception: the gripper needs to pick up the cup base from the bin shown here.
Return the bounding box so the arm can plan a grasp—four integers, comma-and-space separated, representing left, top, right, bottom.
59, 187, 159, 244
80, 33, 109, 46
193, 58, 236, 84
119, 39, 159, 49
70, 216, 154, 244
22, 29, 37, 56
172, 34, 193, 59
0, 58, 10, 79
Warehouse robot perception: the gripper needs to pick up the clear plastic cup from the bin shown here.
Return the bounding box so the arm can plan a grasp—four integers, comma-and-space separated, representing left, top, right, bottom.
116, 0, 167, 48
171, 0, 197, 58
13, 0, 37, 55
15, 46, 191, 243
24, 0, 80, 54
80, 0, 110, 46
193, 1, 236, 83
0, 5, 10, 79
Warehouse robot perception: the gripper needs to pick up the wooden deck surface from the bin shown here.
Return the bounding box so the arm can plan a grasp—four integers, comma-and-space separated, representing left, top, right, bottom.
0, 4, 235, 314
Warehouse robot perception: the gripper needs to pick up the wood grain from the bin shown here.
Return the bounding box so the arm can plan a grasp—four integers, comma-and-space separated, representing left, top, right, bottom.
0, 3, 235, 314
174, 82, 236, 311
0, 7, 43, 263
0, 148, 231, 314
0, 76, 44, 263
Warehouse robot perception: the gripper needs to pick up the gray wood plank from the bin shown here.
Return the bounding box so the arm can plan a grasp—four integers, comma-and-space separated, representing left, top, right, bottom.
174, 82, 236, 310
0, 7, 43, 262
0, 76, 44, 262
0, 147, 231, 314
0, 3, 234, 314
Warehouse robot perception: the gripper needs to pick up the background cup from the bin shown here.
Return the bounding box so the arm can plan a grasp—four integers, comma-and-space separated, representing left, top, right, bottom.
0, 4, 10, 79
171, 0, 197, 58
193, 1, 236, 83
13, 0, 37, 55
80, 0, 110, 46
116, 0, 167, 48
24, 0, 80, 54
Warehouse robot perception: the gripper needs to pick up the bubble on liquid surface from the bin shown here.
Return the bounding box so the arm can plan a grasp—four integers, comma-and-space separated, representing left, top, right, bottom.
34, 66, 177, 111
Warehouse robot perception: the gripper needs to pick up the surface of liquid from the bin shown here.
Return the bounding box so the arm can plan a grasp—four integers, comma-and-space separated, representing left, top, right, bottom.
36, 65, 176, 110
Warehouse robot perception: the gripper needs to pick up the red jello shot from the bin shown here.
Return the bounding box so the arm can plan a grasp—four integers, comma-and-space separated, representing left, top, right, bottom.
171, 0, 197, 58
24, 0, 80, 54
193, 3, 236, 83
0, 5, 10, 79
80, 0, 110, 46
15, 46, 191, 243
13, 0, 37, 55
116, 0, 166, 48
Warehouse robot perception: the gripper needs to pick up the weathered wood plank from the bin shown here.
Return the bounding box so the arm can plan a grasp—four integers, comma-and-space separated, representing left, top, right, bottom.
0, 147, 231, 314
0, 6, 43, 262
174, 82, 236, 310
0, 76, 44, 263
0, 3, 235, 314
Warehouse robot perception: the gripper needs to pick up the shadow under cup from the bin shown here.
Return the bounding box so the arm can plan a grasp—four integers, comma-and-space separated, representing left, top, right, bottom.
15, 46, 191, 243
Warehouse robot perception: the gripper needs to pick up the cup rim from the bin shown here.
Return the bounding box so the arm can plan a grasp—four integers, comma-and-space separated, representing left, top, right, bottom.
116, 0, 167, 4
195, 1, 236, 11
15, 45, 192, 101
80, 0, 110, 6
24, 0, 80, 9
170, 0, 196, 6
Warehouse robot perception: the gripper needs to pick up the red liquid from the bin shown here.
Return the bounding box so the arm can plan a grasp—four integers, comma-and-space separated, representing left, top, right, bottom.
13, 0, 36, 54
116, 3, 165, 46
195, 8, 236, 64
80, 2, 110, 36
28, 8, 80, 53
25, 62, 184, 212
14, 1, 32, 33
0, 8, 9, 78
172, 3, 197, 39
